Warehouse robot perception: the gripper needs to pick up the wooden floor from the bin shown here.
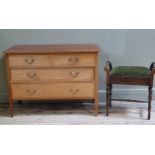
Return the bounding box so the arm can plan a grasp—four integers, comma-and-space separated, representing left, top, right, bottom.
0, 101, 155, 125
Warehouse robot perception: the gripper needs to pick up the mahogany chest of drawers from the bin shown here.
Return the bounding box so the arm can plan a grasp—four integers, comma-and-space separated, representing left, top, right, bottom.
5, 44, 99, 116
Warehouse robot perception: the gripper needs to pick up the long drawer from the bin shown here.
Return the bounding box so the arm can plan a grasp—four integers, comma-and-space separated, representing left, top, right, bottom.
11, 83, 94, 99
10, 68, 94, 82
8, 54, 95, 67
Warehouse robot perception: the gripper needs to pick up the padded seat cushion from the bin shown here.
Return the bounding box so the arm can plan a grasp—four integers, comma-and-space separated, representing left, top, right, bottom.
110, 66, 150, 77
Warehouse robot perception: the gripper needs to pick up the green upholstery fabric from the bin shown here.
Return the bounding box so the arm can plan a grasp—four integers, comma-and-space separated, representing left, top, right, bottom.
110, 66, 150, 77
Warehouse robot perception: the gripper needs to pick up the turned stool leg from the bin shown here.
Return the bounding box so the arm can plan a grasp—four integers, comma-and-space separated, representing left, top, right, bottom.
148, 86, 152, 120
106, 83, 111, 116
109, 84, 112, 107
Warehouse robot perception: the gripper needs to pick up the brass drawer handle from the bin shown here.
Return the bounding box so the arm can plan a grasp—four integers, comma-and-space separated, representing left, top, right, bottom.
26, 72, 36, 78
69, 88, 80, 94
68, 57, 73, 62
24, 58, 35, 64
68, 57, 79, 63
75, 57, 79, 62
69, 88, 73, 92
69, 72, 79, 78
26, 89, 37, 95
74, 89, 80, 94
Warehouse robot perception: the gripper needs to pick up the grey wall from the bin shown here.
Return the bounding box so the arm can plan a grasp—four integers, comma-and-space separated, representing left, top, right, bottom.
0, 29, 155, 102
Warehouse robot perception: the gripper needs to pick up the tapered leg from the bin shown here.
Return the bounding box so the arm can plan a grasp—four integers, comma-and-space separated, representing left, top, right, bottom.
106, 84, 111, 116
148, 86, 152, 120
94, 98, 99, 116
109, 84, 112, 107
9, 99, 14, 117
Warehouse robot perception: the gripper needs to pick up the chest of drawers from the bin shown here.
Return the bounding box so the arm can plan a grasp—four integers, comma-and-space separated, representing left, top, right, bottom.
5, 44, 99, 117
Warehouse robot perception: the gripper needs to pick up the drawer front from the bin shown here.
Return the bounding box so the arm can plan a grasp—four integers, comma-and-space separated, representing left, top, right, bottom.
51, 54, 95, 66
9, 55, 51, 67
11, 83, 94, 99
10, 68, 94, 82
8, 54, 95, 67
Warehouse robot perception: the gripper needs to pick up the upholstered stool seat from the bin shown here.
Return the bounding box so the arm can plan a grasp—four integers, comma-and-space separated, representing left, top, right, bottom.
104, 61, 155, 120
110, 66, 150, 77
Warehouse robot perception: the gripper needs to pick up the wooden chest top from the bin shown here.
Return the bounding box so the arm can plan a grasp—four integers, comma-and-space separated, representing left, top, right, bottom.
5, 44, 100, 54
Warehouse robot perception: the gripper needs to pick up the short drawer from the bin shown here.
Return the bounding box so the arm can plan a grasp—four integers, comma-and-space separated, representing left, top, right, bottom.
51, 54, 95, 67
11, 83, 94, 99
10, 68, 94, 82
9, 55, 51, 67
8, 54, 95, 67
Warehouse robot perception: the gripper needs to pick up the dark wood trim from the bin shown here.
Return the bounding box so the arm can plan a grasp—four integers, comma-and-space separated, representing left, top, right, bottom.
111, 99, 148, 103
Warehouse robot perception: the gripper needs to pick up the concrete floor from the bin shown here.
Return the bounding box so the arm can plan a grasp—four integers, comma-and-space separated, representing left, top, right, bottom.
0, 101, 155, 125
